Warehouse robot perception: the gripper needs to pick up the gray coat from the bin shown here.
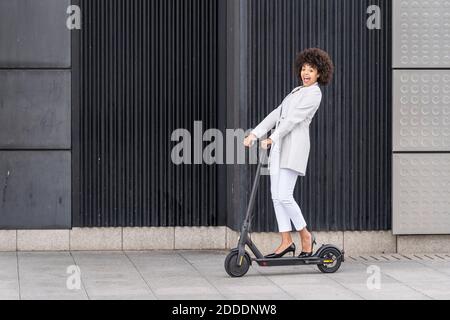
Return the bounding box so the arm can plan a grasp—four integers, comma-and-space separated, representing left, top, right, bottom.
250, 82, 322, 176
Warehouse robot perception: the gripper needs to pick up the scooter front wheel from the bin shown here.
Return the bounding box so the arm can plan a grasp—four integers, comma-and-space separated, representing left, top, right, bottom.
224, 250, 251, 277
317, 247, 342, 273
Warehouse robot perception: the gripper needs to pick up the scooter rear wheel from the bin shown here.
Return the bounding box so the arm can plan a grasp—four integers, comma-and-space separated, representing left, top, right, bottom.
224, 250, 251, 277
317, 247, 342, 273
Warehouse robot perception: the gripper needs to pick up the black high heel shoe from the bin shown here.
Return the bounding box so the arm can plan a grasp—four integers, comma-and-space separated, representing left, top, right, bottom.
298, 233, 316, 258
264, 243, 296, 259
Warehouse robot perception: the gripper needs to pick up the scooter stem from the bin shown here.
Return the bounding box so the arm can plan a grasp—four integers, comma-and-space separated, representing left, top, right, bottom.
242, 145, 270, 229
238, 145, 271, 262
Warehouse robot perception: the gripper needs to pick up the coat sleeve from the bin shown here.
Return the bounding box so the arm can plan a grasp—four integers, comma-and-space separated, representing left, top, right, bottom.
250, 103, 283, 139
269, 87, 322, 145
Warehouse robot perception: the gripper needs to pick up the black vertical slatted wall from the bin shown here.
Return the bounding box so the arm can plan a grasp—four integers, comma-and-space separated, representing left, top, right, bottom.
72, 0, 220, 227
72, 0, 392, 231
245, 0, 392, 232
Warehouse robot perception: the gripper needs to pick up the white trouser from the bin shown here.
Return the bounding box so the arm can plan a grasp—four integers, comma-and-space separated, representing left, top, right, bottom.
269, 143, 307, 232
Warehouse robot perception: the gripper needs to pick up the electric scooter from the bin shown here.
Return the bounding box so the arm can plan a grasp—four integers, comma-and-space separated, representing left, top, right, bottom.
224, 143, 344, 277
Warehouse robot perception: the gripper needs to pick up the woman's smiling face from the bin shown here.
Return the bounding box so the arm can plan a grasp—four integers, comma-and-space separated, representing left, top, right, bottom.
301, 63, 320, 87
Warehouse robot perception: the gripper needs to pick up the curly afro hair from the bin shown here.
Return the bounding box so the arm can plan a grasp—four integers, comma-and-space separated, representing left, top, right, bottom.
294, 48, 334, 86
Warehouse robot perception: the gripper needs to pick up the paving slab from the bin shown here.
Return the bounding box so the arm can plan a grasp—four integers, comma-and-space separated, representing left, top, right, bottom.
126, 251, 223, 299
0, 252, 20, 300
18, 252, 88, 300
71, 251, 155, 300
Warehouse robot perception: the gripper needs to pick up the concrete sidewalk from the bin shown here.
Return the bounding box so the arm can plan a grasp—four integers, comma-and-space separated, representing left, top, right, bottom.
0, 250, 450, 300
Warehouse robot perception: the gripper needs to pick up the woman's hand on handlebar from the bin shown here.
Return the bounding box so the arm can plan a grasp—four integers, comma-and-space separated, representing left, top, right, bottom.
243, 133, 257, 147
243, 134, 272, 149
260, 138, 272, 150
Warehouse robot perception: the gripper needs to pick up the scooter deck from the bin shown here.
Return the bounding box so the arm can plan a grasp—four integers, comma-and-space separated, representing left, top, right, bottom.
253, 256, 332, 267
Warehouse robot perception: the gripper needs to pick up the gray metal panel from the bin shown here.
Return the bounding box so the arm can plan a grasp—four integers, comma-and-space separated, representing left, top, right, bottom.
0, 0, 71, 67
0, 151, 71, 229
393, 0, 450, 68
393, 154, 450, 235
0, 70, 71, 149
393, 70, 450, 151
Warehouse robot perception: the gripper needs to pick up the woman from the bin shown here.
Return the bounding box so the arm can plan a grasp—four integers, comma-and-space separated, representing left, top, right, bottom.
243, 48, 334, 258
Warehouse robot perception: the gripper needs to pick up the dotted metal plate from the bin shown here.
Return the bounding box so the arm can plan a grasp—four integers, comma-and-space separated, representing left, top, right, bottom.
393, 0, 450, 68
393, 70, 450, 151
393, 154, 450, 235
